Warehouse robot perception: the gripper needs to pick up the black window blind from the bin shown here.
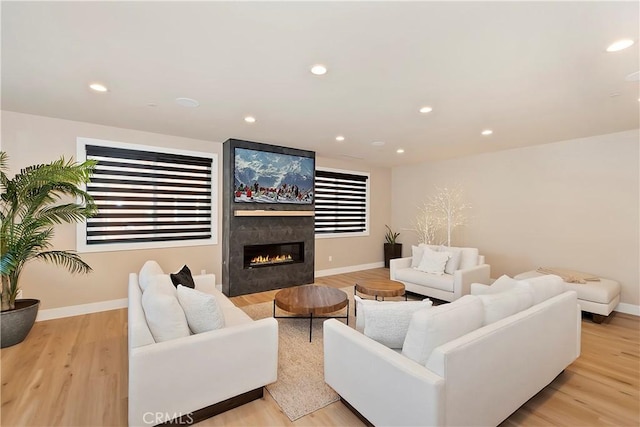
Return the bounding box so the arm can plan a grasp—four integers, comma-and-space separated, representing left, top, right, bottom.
85, 145, 213, 245
314, 169, 368, 234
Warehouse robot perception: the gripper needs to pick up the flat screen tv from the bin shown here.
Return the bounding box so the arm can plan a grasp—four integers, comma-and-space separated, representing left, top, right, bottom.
234, 147, 314, 204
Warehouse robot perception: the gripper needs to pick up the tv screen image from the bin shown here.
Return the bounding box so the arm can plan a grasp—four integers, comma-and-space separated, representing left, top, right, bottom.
234, 147, 314, 204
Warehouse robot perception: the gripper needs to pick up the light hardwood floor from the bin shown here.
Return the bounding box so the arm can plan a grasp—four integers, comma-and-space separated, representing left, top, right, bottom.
1, 268, 638, 426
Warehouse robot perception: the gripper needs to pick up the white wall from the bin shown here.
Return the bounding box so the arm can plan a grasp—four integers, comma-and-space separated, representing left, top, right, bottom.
392, 130, 640, 307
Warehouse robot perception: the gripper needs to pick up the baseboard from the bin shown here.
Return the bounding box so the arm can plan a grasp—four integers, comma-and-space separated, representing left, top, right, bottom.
315, 262, 385, 278
615, 303, 640, 316
36, 298, 128, 321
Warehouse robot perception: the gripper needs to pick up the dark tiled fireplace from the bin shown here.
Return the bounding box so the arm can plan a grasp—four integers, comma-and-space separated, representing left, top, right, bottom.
222, 139, 315, 297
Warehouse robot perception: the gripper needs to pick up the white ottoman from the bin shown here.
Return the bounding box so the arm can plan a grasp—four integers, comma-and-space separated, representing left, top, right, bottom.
514, 270, 621, 323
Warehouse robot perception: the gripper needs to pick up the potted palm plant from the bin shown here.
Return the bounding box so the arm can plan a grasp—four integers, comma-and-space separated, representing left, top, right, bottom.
0, 152, 97, 348
383, 225, 402, 268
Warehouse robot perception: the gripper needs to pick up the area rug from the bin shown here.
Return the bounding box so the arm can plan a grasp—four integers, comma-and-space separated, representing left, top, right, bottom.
240, 286, 413, 421
240, 286, 354, 421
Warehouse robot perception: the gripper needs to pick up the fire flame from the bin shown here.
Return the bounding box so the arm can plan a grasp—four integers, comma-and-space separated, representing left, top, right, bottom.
250, 254, 293, 265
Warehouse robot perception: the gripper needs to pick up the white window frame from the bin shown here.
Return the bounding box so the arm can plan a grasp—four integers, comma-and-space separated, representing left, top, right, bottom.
76, 137, 217, 253
314, 167, 370, 239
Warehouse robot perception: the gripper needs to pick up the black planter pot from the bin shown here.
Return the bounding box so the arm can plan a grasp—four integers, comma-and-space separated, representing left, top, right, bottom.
383, 243, 403, 268
1, 299, 40, 348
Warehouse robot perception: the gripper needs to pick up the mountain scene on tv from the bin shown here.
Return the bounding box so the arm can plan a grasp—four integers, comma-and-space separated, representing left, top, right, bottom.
234, 148, 314, 204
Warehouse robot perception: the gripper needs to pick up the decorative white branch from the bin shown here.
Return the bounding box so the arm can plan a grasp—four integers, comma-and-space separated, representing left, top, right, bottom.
412, 185, 471, 247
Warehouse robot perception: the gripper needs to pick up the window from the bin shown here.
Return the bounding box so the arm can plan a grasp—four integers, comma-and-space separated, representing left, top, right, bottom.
77, 138, 217, 252
314, 168, 370, 237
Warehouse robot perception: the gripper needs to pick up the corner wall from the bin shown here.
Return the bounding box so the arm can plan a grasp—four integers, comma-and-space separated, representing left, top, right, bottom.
392, 130, 640, 309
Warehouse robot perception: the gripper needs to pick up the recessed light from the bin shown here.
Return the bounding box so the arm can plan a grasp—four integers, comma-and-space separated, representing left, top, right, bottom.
396, 148, 405, 154
244, 116, 256, 123
175, 97, 199, 108
371, 141, 385, 147
335, 136, 345, 142
147, 102, 158, 107
310, 64, 327, 75
481, 129, 493, 136
89, 83, 108, 92
419, 106, 433, 113
609, 92, 621, 97
606, 39, 634, 52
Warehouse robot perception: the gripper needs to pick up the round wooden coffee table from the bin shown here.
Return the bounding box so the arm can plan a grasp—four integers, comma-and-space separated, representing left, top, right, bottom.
273, 284, 349, 341
355, 278, 406, 300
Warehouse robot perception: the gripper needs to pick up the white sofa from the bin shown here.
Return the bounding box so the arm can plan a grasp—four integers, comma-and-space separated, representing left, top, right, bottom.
390, 245, 491, 302
128, 265, 278, 426
324, 278, 581, 426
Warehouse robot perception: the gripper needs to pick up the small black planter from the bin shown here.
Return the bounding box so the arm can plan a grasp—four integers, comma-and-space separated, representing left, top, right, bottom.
384, 243, 403, 268
1, 299, 40, 348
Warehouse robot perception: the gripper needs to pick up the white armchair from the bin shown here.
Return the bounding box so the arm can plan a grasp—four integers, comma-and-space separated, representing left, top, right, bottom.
390, 246, 490, 302
128, 266, 278, 426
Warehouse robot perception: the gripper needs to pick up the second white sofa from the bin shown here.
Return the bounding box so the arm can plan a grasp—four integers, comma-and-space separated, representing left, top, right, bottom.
390, 245, 491, 301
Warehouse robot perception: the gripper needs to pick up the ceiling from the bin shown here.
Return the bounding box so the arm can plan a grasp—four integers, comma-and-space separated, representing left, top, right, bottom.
2, 1, 638, 167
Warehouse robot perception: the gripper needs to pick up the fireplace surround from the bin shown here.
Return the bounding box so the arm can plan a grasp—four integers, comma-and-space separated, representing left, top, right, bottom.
222, 139, 315, 297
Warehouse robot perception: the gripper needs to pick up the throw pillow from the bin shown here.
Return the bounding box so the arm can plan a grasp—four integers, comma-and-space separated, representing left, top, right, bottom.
488, 274, 523, 292
141, 276, 190, 342
401, 295, 484, 365
170, 265, 196, 288
416, 246, 450, 275
176, 285, 225, 333
523, 274, 565, 305
138, 260, 165, 292
355, 296, 433, 349
477, 288, 533, 325
411, 245, 425, 269
438, 246, 462, 274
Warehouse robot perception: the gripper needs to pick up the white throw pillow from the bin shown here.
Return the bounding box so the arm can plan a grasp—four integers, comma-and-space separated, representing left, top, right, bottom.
489, 274, 520, 292
355, 296, 433, 349
176, 285, 225, 333
401, 295, 484, 365
416, 246, 450, 275
410, 245, 425, 269
439, 246, 462, 274
523, 274, 565, 305
141, 276, 190, 342
478, 288, 533, 325
138, 260, 165, 292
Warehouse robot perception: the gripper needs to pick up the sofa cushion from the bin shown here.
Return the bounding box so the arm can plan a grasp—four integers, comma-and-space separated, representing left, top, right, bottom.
176, 285, 225, 333
439, 246, 462, 274
458, 247, 480, 270
487, 274, 522, 292
478, 288, 533, 325
410, 245, 425, 268
138, 260, 165, 292
394, 268, 455, 292
417, 246, 450, 275
401, 295, 484, 365
141, 275, 191, 342
355, 296, 433, 349
222, 306, 254, 327
170, 265, 196, 289
522, 274, 565, 305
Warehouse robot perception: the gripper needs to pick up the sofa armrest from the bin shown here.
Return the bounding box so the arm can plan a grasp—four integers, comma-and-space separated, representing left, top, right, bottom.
324, 319, 444, 427
390, 256, 412, 280
193, 273, 217, 294
129, 317, 278, 426
453, 264, 491, 298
